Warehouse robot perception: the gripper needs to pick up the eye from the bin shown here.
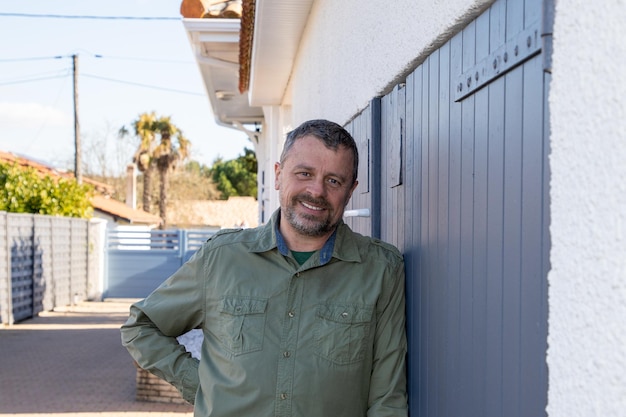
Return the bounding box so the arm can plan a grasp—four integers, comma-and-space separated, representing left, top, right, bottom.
327, 178, 342, 188
296, 171, 311, 178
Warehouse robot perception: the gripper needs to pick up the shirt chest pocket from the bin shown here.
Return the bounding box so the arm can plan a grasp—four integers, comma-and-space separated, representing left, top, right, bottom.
217, 296, 268, 356
314, 303, 373, 365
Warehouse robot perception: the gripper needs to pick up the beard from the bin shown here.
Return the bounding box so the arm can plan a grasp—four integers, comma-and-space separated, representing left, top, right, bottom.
282, 193, 338, 237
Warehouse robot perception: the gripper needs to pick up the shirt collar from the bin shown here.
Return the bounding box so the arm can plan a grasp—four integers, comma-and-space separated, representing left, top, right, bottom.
249, 209, 361, 265
274, 212, 337, 265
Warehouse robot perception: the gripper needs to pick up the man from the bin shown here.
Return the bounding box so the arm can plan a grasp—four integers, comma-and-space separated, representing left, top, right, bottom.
121, 119, 408, 416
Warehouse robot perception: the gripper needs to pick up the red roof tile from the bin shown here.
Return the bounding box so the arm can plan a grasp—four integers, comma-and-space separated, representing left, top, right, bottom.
91, 195, 162, 225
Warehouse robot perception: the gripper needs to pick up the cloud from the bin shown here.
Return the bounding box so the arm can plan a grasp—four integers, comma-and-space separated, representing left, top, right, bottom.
0, 102, 72, 129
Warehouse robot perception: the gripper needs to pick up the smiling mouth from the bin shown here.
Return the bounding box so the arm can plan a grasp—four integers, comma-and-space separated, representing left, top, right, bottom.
301, 201, 324, 211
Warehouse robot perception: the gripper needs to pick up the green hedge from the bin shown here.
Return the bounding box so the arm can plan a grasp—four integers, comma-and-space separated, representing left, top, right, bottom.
0, 162, 93, 218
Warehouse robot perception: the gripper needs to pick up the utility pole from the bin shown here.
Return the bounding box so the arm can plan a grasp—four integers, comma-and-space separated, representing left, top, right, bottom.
72, 54, 82, 184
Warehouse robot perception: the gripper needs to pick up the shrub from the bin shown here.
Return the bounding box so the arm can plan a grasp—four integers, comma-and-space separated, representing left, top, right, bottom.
0, 162, 93, 218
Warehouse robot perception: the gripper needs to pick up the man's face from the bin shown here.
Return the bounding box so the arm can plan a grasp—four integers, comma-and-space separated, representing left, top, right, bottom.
275, 135, 358, 238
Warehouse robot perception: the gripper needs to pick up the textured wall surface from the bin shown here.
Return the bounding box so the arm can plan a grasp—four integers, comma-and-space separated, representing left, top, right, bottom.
288, 0, 494, 125
548, 1, 626, 416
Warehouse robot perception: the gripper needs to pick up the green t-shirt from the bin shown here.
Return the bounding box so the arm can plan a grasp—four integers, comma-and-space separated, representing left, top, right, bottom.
291, 250, 315, 265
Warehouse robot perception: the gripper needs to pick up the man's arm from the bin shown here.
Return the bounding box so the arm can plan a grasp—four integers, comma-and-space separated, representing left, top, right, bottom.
120, 252, 205, 404
367, 260, 409, 416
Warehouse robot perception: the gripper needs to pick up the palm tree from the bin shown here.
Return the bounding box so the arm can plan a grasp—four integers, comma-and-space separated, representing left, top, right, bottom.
152, 116, 190, 228
119, 112, 157, 213
120, 113, 190, 227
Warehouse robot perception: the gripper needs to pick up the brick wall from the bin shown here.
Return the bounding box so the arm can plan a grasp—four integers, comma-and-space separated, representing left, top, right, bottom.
135, 367, 188, 405
132, 301, 202, 405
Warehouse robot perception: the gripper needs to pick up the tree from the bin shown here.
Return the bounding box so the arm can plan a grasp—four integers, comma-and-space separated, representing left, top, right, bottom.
184, 160, 212, 178
152, 116, 190, 228
0, 162, 93, 218
82, 121, 138, 178
120, 113, 190, 227
119, 112, 157, 213
210, 148, 257, 199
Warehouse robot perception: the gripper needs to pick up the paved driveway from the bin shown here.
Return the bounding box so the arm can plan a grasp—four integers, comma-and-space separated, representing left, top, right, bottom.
0, 300, 193, 417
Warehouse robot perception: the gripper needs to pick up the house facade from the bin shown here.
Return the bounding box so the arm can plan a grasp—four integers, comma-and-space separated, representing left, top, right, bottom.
182, 0, 626, 416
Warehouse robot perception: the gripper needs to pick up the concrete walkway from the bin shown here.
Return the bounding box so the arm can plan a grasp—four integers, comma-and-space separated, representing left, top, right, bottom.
0, 300, 193, 417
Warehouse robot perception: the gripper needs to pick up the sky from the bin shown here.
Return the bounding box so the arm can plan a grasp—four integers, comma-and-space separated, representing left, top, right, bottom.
0, 0, 252, 175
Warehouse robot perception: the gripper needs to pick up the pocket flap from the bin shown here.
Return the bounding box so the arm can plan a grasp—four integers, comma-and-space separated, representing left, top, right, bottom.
317, 303, 373, 324
221, 296, 268, 315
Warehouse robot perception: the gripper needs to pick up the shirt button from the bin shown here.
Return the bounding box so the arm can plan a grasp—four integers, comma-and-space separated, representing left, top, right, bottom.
341, 312, 349, 318
280, 393, 288, 400
288, 311, 295, 318
283, 351, 291, 358
296, 272, 300, 277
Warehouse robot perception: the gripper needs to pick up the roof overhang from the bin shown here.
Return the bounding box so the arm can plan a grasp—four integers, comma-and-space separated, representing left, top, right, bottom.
183, 18, 263, 127
247, 0, 314, 106
182, 0, 314, 124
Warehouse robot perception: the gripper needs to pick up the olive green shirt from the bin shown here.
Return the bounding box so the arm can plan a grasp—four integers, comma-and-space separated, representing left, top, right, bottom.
121, 210, 408, 417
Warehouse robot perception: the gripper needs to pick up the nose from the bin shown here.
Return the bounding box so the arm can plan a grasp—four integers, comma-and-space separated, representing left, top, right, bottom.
306, 177, 327, 198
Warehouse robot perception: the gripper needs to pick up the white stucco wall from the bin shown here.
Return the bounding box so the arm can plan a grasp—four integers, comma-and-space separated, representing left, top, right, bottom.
287, 0, 494, 125
257, 105, 292, 218
547, 1, 626, 416
260, 0, 494, 215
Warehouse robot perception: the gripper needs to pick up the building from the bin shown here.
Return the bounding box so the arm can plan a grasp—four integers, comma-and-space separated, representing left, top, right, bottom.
181, 1, 626, 416
167, 196, 259, 229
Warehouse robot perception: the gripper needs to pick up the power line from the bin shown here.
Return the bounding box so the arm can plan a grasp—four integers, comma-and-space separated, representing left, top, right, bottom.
0, 56, 65, 63
99, 55, 194, 65
82, 73, 205, 96
0, 54, 202, 95
0, 70, 204, 96
0, 54, 193, 65
0, 73, 69, 86
0, 12, 180, 21
0, 54, 98, 63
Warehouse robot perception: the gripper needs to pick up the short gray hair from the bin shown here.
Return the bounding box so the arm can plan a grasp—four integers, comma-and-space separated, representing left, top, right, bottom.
280, 119, 359, 185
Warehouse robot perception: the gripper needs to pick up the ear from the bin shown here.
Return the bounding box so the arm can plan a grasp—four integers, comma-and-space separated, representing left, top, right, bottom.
274, 162, 281, 190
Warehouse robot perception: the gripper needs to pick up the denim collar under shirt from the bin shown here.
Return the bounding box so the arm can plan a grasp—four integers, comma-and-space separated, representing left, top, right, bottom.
273, 210, 338, 266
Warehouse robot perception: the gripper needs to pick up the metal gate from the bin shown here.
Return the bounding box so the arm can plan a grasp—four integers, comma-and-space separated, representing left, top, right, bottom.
345, 0, 552, 415
105, 228, 215, 299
